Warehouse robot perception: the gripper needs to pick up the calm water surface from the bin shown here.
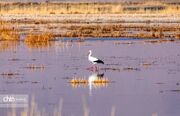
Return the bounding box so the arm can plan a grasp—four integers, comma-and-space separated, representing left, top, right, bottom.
0, 39, 180, 116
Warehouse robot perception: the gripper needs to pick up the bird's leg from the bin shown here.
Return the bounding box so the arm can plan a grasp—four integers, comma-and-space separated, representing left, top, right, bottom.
92, 65, 96, 72
93, 65, 96, 71
95, 65, 98, 71
94, 65, 99, 72
96, 66, 99, 71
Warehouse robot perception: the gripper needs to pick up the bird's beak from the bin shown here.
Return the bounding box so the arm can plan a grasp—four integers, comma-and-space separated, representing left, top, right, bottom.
87, 52, 89, 56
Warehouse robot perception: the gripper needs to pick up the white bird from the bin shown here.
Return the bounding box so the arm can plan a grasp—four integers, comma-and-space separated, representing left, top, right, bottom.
88, 50, 104, 70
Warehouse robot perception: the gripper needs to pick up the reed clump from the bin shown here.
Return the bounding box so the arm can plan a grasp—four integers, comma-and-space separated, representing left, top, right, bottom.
0, 29, 20, 41
24, 33, 54, 43
70, 78, 110, 88
176, 34, 180, 39
0, 21, 20, 41
1, 71, 20, 78
70, 78, 110, 84
71, 78, 88, 84
24, 64, 45, 71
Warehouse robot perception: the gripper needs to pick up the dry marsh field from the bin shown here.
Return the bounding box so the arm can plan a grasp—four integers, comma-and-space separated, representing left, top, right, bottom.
0, 20, 20, 41
0, 1, 179, 14
0, 1, 180, 39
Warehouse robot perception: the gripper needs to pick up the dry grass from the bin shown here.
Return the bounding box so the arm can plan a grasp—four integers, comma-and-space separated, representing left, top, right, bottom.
24, 64, 45, 69
63, 25, 123, 38
0, 29, 20, 41
144, 39, 176, 44
1, 71, 20, 78
0, 2, 121, 14
6, 96, 115, 116
0, 21, 20, 41
23, 64, 45, 71
176, 34, 180, 39
71, 78, 109, 84
0, 2, 179, 14
60, 24, 180, 39
70, 78, 110, 88
24, 33, 54, 43
24, 33, 54, 51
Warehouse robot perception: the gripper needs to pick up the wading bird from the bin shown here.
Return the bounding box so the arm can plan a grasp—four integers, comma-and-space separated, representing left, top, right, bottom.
88, 50, 104, 71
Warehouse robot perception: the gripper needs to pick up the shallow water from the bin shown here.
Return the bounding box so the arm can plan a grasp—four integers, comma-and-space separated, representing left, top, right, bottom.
0, 39, 180, 116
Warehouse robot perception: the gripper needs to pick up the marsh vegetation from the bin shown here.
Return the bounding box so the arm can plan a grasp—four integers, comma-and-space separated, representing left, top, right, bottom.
0, 1, 180, 116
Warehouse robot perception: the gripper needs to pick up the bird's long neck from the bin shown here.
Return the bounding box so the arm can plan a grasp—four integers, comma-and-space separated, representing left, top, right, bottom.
88, 52, 92, 58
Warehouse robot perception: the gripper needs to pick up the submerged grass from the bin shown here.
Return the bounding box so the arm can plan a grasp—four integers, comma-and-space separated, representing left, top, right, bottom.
25, 41, 52, 50
1, 71, 20, 79
70, 78, 110, 84
23, 64, 45, 71
0, 41, 19, 52
7, 96, 115, 116
70, 77, 110, 89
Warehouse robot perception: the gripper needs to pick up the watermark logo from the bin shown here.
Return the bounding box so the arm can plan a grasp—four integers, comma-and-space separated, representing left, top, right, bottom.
0, 94, 28, 108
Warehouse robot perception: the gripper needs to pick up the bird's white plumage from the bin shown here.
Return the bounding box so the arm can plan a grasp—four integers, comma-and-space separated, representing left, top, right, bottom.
88, 50, 98, 64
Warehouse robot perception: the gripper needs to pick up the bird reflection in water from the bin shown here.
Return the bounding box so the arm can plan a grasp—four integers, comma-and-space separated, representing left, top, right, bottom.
70, 73, 109, 95
88, 73, 105, 95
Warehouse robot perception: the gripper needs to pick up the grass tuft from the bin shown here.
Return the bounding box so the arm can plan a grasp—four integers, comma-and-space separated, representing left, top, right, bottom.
0, 21, 20, 41
25, 33, 54, 43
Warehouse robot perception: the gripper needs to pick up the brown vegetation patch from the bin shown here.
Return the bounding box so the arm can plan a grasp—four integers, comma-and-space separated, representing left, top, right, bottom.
0, 29, 20, 41
55, 24, 180, 39
0, 2, 180, 14
24, 33, 54, 43
63, 25, 124, 38
123, 67, 140, 71
176, 34, 180, 39
145, 39, 176, 44
8, 58, 21, 61
24, 64, 45, 71
71, 78, 88, 84
70, 78, 110, 88
0, 21, 20, 41
1, 71, 20, 78
101, 67, 121, 72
